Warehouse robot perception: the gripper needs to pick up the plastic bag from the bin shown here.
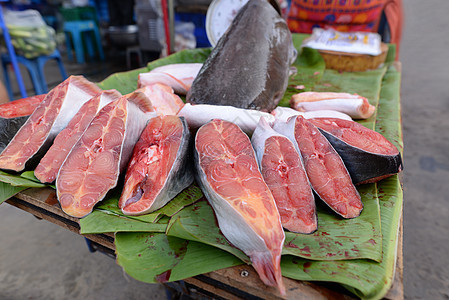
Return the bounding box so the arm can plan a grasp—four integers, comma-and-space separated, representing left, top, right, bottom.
3, 9, 57, 59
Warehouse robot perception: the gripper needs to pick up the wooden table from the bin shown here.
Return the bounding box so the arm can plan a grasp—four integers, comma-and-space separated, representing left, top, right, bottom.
6, 187, 403, 300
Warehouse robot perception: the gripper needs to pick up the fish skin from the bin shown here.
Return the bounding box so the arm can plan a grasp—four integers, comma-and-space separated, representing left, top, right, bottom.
273, 116, 363, 219
56, 91, 156, 218
0, 76, 102, 172
309, 118, 403, 185
0, 116, 28, 154
119, 115, 194, 215
138, 63, 203, 95
271, 106, 352, 122
290, 92, 375, 119
34, 90, 122, 183
186, 0, 296, 112
0, 94, 46, 118
178, 103, 275, 135
251, 118, 317, 234
194, 119, 286, 295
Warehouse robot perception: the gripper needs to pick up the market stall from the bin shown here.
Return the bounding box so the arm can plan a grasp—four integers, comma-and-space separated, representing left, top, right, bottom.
0, 32, 403, 299
0, 0, 404, 297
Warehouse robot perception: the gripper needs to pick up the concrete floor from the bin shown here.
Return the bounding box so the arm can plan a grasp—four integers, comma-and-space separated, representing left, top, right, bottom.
1, 1, 449, 299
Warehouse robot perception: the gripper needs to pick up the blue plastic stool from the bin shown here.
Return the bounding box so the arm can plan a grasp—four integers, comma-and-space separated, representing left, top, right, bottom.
0, 4, 27, 99
63, 20, 104, 64
1, 49, 68, 99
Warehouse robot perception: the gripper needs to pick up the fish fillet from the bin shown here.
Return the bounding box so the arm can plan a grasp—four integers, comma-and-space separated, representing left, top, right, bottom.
138, 63, 203, 95
34, 90, 122, 183
273, 116, 363, 219
119, 115, 193, 215
56, 91, 156, 218
195, 119, 285, 295
137, 83, 185, 115
271, 106, 352, 122
251, 118, 317, 234
0, 76, 102, 172
290, 92, 375, 119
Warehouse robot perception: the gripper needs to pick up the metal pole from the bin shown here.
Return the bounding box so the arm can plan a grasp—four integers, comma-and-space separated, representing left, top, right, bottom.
168, 0, 175, 54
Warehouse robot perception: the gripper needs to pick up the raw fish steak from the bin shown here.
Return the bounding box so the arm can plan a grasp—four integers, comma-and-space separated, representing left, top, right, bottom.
0, 94, 45, 118
178, 103, 275, 135
34, 90, 122, 183
56, 91, 156, 218
290, 92, 375, 119
195, 119, 285, 295
137, 83, 184, 115
251, 118, 317, 234
187, 0, 297, 112
119, 115, 193, 215
274, 116, 363, 219
309, 118, 403, 184
0, 76, 102, 172
138, 63, 203, 95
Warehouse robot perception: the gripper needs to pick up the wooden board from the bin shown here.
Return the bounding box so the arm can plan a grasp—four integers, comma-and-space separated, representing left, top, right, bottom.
5, 187, 403, 300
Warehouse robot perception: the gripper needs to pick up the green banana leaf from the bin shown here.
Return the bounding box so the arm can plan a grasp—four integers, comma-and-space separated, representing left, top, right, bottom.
79, 185, 203, 234
115, 232, 243, 284
281, 58, 403, 300
166, 185, 382, 262
0, 181, 27, 204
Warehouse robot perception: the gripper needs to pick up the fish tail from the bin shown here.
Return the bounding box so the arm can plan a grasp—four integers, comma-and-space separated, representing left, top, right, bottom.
250, 251, 286, 296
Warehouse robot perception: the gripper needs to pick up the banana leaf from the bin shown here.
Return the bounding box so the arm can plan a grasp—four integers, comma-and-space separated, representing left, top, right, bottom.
115, 232, 243, 284
166, 185, 382, 261
0, 181, 27, 204
79, 185, 203, 234
281, 59, 403, 300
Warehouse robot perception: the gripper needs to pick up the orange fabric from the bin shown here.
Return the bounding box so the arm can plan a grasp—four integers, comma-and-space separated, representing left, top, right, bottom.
287, 0, 403, 59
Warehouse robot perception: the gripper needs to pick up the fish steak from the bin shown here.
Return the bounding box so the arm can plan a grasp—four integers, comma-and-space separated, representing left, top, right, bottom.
274, 116, 363, 219
34, 90, 122, 183
251, 118, 317, 234
195, 119, 285, 295
119, 115, 193, 215
56, 91, 155, 218
0, 76, 102, 172
309, 118, 403, 184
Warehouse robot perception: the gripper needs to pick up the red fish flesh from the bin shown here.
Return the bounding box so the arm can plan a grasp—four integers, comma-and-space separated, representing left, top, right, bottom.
119, 115, 193, 215
290, 92, 375, 119
138, 63, 203, 95
252, 118, 317, 234
0, 76, 102, 172
195, 119, 285, 295
34, 90, 122, 183
0, 94, 45, 118
309, 118, 403, 184
274, 116, 363, 219
56, 91, 156, 218
0, 94, 46, 154
137, 83, 185, 115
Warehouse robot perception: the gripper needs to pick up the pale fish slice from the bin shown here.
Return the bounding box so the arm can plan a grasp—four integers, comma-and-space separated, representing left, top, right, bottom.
290, 91, 375, 119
